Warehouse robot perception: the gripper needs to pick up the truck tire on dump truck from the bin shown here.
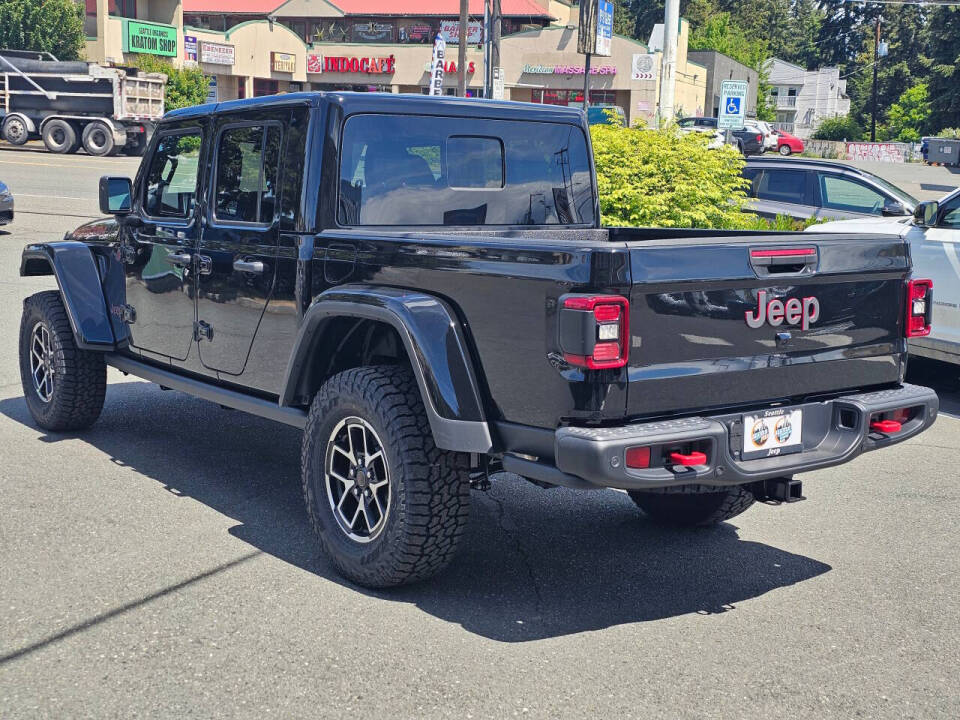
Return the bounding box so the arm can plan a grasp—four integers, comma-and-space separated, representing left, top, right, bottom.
0, 49, 165, 156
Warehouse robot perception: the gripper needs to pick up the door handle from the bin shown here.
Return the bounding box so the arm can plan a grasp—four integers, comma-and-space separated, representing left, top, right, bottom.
168, 251, 192, 267
233, 259, 265, 274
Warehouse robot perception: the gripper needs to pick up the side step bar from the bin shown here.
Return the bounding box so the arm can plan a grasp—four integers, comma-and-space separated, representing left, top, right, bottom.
105, 354, 308, 429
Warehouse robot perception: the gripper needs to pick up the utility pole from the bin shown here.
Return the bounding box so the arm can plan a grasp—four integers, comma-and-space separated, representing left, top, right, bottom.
457, 0, 468, 97
660, 0, 680, 123
491, 0, 501, 98
871, 15, 881, 142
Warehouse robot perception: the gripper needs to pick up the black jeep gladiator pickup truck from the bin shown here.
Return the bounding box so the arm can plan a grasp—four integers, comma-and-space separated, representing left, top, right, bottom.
18, 93, 938, 587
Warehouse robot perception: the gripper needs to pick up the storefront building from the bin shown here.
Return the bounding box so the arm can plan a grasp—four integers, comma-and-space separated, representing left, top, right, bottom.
83, 0, 706, 125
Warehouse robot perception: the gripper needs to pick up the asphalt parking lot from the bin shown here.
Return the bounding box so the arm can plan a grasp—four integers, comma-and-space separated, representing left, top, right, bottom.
1, 146, 959, 718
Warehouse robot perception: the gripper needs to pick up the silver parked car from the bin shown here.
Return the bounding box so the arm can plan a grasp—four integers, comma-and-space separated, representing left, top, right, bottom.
742, 158, 917, 221
0, 180, 13, 225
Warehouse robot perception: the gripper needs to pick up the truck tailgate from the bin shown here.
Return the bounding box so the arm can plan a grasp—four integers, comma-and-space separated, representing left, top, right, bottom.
625, 234, 909, 417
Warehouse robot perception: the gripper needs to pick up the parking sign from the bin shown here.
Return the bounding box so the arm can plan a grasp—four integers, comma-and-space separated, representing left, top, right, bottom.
718, 80, 748, 130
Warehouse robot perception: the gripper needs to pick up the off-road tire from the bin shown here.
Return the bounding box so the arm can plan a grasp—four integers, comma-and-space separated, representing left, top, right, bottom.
301, 365, 470, 588
19, 291, 106, 431
42, 120, 79, 154
628, 484, 756, 527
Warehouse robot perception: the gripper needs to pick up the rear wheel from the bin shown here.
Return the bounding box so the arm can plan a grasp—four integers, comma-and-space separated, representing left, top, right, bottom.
42, 120, 78, 154
81, 121, 116, 156
779, 144, 792, 156
301, 366, 470, 587
628, 484, 756, 527
2, 115, 29, 146
18, 291, 106, 431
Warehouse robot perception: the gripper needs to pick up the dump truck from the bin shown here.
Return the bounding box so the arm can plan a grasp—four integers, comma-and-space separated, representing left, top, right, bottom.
0, 49, 165, 156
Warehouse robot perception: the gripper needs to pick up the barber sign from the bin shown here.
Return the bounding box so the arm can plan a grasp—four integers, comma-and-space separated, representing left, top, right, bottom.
429, 32, 446, 96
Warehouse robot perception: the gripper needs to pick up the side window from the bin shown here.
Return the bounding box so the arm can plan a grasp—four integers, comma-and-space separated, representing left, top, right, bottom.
756, 170, 808, 204
938, 195, 960, 228
447, 136, 503, 189
143, 131, 202, 218
214, 124, 282, 224
742, 168, 761, 198
819, 174, 885, 215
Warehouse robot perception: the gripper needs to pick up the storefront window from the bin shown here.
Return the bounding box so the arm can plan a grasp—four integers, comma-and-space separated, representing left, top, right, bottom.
349, 19, 395, 43
253, 79, 278, 97
84, 0, 97, 37
310, 19, 351, 43
531, 89, 616, 108
108, 0, 136, 18
286, 21, 308, 42
398, 19, 435, 44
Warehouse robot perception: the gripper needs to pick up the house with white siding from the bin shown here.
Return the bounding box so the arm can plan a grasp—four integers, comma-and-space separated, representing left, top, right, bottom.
765, 58, 851, 138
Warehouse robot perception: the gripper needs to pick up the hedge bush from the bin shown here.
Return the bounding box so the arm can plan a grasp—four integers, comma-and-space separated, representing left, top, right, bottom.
590, 123, 751, 229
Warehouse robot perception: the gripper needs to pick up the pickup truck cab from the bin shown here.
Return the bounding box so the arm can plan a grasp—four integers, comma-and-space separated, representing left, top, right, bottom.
19, 93, 939, 587
808, 189, 960, 367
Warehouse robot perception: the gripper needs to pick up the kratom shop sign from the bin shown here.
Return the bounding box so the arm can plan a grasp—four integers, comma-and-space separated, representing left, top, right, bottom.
123, 20, 178, 57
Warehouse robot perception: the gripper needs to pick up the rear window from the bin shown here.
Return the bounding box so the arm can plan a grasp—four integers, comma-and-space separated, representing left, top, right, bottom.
338, 114, 595, 226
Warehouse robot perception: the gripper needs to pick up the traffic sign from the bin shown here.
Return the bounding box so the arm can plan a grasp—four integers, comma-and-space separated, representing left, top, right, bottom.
718, 80, 748, 130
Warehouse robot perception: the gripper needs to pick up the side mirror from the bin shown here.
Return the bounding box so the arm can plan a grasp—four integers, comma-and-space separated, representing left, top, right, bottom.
99, 176, 132, 215
882, 200, 907, 217
914, 201, 939, 227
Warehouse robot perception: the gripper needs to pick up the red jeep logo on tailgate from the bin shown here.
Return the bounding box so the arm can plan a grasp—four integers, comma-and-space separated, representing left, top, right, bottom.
745, 290, 820, 331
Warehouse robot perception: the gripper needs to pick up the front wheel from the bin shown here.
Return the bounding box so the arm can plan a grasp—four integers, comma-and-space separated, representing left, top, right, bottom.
2, 115, 29, 146
628, 484, 756, 527
19, 291, 106, 431
301, 366, 470, 588
779, 144, 792, 156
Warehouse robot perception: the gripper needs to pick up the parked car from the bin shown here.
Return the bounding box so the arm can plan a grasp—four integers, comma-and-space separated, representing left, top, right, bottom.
808, 188, 960, 367
0, 180, 12, 225
678, 117, 764, 155
586, 105, 626, 126
753, 120, 778, 152
775, 129, 805, 156
742, 158, 917, 221
18, 92, 938, 588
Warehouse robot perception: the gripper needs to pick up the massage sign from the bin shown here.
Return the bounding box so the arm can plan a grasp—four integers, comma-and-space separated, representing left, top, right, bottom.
123, 20, 178, 57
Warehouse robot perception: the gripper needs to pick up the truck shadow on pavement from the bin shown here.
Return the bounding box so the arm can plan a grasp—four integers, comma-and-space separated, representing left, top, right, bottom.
1, 381, 832, 643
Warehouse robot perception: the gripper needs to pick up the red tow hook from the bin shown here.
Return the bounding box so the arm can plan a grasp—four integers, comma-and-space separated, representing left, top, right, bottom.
669, 451, 708, 466
870, 420, 902, 434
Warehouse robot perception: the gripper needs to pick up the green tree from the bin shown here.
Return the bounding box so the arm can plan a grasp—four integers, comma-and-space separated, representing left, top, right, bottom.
812, 116, 864, 141
885, 83, 930, 142
590, 123, 752, 228
689, 12, 769, 69
0, 0, 85, 60
132, 55, 208, 111
925, 7, 960, 131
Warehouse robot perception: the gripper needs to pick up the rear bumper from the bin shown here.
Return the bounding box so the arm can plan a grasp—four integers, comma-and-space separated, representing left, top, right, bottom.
503, 383, 939, 490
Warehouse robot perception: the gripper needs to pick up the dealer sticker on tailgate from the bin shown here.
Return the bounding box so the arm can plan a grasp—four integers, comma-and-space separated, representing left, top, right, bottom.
742, 408, 803, 460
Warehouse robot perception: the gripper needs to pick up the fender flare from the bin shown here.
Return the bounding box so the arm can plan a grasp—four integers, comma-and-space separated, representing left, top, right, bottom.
20, 242, 116, 350
280, 285, 492, 453
3, 112, 36, 134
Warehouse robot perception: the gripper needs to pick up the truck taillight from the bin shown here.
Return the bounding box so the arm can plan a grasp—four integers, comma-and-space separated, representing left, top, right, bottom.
905, 278, 933, 337
559, 294, 630, 370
